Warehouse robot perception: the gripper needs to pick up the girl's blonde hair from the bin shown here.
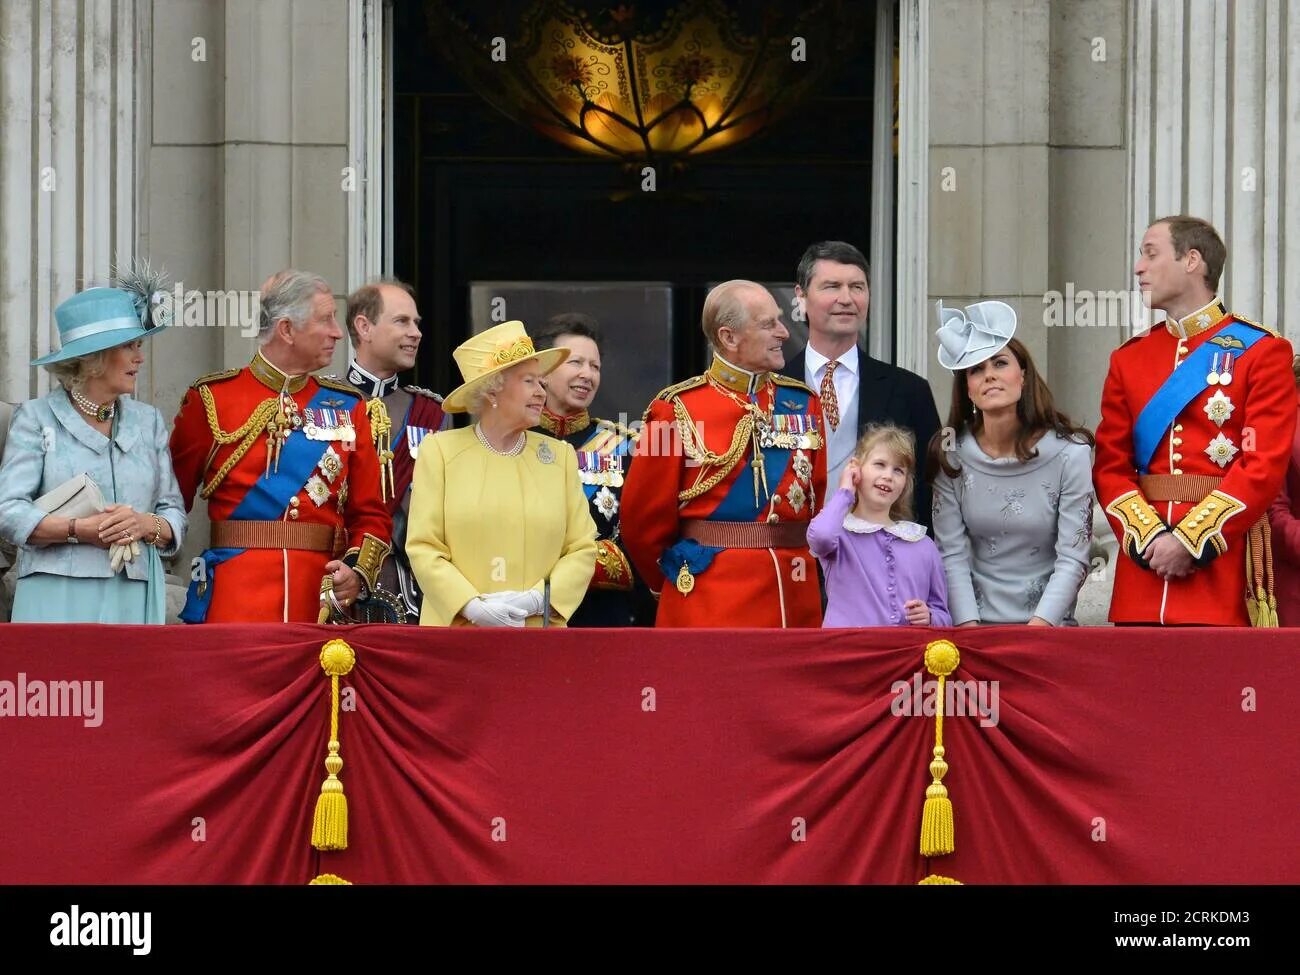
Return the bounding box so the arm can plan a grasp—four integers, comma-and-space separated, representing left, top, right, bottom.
852, 423, 916, 522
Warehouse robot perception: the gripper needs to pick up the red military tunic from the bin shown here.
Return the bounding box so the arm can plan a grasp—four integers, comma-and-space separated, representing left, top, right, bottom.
170, 352, 392, 623
1094, 299, 1296, 624
622, 355, 827, 628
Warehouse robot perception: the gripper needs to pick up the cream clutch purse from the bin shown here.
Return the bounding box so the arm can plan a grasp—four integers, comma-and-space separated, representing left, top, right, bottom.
33, 473, 139, 570
34, 472, 106, 517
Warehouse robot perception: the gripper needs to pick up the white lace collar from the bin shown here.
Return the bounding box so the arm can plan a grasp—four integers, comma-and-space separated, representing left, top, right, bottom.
842, 513, 928, 541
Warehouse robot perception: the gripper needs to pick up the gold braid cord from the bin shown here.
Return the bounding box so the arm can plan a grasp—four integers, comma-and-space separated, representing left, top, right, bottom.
673, 398, 754, 502
197, 385, 279, 499
366, 398, 395, 503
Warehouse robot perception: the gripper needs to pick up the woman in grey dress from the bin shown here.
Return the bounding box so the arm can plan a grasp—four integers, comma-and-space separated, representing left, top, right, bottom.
927, 301, 1095, 626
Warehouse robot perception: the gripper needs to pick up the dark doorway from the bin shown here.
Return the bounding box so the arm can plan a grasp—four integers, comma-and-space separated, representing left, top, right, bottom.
392, 1, 883, 419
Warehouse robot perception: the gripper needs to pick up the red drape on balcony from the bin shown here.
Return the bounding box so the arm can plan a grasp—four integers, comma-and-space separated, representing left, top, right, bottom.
0, 624, 1293, 884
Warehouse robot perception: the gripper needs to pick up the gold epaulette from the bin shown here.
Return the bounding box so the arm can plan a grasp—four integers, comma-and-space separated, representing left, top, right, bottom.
642, 375, 707, 423
1230, 314, 1281, 338
189, 367, 241, 389
403, 385, 444, 401
772, 374, 816, 394
316, 375, 366, 399
596, 418, 638, 440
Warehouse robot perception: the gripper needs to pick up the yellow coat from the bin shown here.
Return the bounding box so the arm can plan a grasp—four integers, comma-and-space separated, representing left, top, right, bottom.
407, 427, 597, 626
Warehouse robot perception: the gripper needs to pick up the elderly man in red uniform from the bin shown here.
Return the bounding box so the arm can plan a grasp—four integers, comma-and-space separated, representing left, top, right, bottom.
1094, 215, 1296, 625
170, 270, 392, 623
622, 280, 827, 627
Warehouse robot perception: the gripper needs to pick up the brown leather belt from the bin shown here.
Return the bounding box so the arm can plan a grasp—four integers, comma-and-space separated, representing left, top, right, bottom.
681, 518, 809, 549
210, 520, 339, 553
1139, 474, 1222, 503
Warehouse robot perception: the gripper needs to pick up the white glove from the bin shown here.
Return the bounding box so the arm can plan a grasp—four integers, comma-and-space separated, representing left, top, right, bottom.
108, 540, 141, 573
461, 595, 528, 627
482, 589, 545, 619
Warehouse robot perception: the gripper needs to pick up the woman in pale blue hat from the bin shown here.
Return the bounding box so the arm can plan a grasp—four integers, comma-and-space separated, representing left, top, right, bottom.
925, 300, 1095, 626
0, 269, 186, 623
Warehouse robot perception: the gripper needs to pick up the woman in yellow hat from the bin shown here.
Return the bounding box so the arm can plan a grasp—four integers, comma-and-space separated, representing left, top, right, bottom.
405, 321, 597, 626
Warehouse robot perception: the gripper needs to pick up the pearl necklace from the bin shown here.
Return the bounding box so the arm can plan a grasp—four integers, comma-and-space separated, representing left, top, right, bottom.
69, 387, 115, 422
475, 423, 525, 457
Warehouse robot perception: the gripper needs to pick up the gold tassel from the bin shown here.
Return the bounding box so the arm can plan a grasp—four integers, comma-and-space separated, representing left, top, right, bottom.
1245, 521, 1280, 628
918, 874, 963, 885
919, 639, 960, 857
308, 873, 352, 885
311, 639, 356, 851
317, 575, 334, 625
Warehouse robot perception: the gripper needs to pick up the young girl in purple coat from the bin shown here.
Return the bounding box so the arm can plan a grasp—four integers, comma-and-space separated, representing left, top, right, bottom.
807, 424, 951, 628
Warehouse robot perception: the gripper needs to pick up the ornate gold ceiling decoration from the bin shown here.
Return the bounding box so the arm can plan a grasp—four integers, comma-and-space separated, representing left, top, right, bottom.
425, 1, 865, 162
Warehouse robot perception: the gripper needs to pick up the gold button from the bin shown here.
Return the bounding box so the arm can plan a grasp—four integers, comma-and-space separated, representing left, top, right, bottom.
289, 509, 299, 520
1172, 453, 1182, 461
1208, 502, 1217, 510
1174, 424, 1184, 432
1139, 516, 1151, 525
1172, 437, 1182, 446
289, 497, 299, 507
1177, 346, 1189, 356
1174, 468, 1183, 475
767, 512, 779, 523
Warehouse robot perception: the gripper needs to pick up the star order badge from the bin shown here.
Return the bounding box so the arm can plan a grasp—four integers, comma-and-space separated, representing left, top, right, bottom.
318, 445, 343, 484
305, 474, 331, 506
594, 485, 618, 521
1203, 389, 1235, 427
1204, 433, 1238, 468
793, 450, 812, 484
787, 481, 807, 514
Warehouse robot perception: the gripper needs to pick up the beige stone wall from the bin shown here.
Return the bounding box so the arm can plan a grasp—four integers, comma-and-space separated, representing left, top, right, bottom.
926, 0, 1129, 431
139, 0, 352, 572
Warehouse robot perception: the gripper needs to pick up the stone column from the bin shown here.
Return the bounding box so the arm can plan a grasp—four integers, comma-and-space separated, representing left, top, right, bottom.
0, 0, 138, 404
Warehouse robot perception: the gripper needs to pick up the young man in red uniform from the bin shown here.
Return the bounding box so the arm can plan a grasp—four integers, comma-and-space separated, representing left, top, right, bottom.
170, 270, 392, 623
1094, 215, 1296, 625
622, 280, 827, 627
343, 278, 449, 623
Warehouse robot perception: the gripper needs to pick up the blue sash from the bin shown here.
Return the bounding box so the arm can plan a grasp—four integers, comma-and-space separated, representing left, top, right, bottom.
659, 386, 815, 579
1132, 321, 1263, 474
711, 386, 811, 521
180, 385, 348, 622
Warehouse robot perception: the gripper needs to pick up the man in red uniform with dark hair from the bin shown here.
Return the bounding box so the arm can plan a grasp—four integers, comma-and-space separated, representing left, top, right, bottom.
170, 270, 392, 623
622, 280, 827, 628
1094, 215, 1295, 625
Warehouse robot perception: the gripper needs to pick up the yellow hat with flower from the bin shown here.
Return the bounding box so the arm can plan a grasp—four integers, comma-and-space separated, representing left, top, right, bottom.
443, 320, 570, 413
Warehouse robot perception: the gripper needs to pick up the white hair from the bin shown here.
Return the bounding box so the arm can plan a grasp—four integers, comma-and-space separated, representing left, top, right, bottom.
257, 269, 331, 345
466, 373, 508, 417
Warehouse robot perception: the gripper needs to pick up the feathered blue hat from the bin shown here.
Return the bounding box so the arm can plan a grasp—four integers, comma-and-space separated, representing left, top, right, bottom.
32, 262, 172, 366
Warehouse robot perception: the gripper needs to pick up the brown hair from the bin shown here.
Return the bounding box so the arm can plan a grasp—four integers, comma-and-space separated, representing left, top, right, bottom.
853, 424, 916, 522
345, 277, 416, 344
926, 337, 1095, 480
1154, 214, 1226, 293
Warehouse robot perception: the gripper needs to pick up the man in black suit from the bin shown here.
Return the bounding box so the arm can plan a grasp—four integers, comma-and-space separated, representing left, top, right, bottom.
783, 241, 942, 528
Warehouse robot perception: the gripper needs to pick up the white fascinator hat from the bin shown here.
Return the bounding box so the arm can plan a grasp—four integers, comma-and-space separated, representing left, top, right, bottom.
934, 300, 1017, 372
